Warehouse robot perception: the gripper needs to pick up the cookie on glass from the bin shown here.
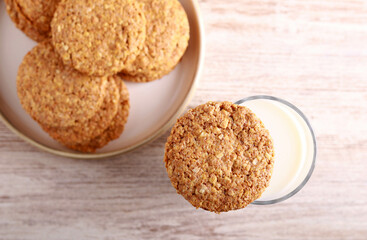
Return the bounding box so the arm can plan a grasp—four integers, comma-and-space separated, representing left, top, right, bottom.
164, 101, 274, 213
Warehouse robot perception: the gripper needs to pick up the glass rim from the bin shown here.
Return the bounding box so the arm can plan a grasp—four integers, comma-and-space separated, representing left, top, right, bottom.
234, 95, 317, 205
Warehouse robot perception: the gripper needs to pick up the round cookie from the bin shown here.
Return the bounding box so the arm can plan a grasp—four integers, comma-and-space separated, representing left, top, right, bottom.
164, 101, 274, 213
66, 77, 130, 152
120, 0, 190, 82
51, 0, 146, 77
5, 0, 60, 42
41, 76, 120, 145
17, 40, 108, 128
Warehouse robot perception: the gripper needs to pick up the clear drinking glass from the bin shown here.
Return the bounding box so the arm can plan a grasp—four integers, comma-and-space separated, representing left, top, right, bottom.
235, 96, 317, 205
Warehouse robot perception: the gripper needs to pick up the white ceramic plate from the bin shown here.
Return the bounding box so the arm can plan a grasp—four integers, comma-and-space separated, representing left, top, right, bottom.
0, 0, 204, 159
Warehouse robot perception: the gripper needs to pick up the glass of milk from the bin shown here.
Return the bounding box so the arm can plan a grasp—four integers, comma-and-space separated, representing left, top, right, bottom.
235, 96, 317, 204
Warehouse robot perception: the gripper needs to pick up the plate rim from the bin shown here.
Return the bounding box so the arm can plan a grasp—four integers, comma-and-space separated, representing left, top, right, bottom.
0, 0, 205, 159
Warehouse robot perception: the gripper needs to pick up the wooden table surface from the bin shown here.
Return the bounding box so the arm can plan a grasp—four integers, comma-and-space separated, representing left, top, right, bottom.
1, 0, 367, 239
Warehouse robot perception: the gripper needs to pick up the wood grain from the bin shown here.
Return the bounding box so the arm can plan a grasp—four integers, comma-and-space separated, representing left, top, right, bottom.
1, 0, 367, 239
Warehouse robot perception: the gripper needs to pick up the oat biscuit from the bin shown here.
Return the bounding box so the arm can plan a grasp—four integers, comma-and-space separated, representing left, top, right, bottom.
67, 77, 130, 152
42, 76, 120, 145
164, 101, 274, 213
5, 0, 60, 42
51, 0, 146, 77
17, 41, 108, 128
119, 0, 190, 82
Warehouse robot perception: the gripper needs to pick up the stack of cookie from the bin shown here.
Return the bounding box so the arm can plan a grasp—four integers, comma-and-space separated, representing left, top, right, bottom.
6, 0, 190, 152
